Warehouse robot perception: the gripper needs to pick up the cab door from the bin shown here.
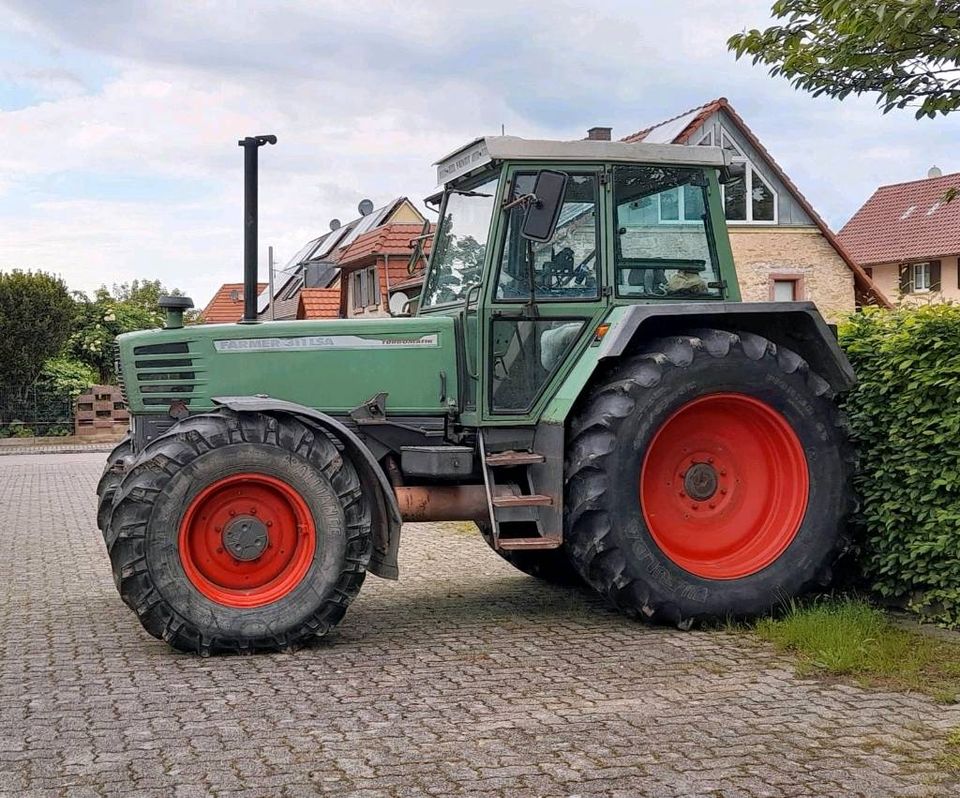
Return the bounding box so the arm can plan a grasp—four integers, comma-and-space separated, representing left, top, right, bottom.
479, 164, 609, 423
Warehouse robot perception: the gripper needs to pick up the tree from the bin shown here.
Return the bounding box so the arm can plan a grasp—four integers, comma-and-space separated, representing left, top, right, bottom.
0, 270, 76, 389
69, 280, 190, 383
729, 1, 960, 119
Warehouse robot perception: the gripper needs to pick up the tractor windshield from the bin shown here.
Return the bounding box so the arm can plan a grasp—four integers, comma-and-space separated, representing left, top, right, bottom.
420, 173, 499, 308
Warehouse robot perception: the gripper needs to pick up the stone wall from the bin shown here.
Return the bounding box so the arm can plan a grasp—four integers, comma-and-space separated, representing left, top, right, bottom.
729, 226, 855, 323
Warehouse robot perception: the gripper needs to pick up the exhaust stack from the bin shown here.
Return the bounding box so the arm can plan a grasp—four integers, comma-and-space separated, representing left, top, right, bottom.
238, 134, 277, 323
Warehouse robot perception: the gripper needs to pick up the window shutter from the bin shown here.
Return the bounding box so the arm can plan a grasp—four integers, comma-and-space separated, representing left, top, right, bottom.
899, 264, 911, 293
930, 259, 942, 291
371, 267, 381, 306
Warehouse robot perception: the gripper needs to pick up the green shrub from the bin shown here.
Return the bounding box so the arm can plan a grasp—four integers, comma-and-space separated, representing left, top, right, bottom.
10, 424, 35, 438
840, 304, 960, 628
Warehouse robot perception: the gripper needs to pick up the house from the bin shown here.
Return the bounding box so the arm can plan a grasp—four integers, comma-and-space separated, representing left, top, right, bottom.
258, 197, 425, 320
199, 282, 267, 323
335, 222, 433, 318
620, 97, 889, 319
838, 168, 960, 303
200, 197, 426, 323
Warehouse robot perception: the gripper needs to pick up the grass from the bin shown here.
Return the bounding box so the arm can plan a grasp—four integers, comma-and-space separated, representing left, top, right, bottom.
754, 598, 960, 702
942, 727, 960, 773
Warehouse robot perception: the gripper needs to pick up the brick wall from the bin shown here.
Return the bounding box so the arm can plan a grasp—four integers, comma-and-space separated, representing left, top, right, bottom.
74, 385, 128, 437
729, 227, 855, 323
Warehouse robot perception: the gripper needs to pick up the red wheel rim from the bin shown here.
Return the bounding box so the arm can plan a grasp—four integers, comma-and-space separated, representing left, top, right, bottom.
178, 473, 316, 607
640, 392, 808, 580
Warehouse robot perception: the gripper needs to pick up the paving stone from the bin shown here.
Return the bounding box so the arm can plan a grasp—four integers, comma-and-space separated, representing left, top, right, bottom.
0, 452, 958, 797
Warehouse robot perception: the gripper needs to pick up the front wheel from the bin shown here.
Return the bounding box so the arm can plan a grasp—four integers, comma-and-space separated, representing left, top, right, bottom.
564, 329, 854, 627
107, 410, 372, 654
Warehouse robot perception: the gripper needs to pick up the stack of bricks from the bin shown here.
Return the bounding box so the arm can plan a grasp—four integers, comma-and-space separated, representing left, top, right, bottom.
74, 385, 129, 437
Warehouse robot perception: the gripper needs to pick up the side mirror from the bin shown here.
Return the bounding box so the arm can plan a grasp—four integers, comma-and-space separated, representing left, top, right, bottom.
521, 170, 568, 243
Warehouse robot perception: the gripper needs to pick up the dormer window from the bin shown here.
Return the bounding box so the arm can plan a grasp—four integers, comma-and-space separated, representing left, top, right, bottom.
713, 129, 778, 224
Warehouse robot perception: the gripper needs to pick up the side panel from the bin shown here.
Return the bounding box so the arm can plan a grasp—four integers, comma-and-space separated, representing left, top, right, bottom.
118, 317, 459, 416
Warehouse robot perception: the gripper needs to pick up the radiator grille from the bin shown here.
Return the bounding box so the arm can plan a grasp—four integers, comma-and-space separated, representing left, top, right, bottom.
130, 341, 201, 407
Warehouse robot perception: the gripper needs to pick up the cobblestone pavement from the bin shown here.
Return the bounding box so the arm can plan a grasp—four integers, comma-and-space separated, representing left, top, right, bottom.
1, 453, 958, 798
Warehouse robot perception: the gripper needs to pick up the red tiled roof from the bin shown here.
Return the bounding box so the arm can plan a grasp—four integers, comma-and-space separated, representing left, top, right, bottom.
201, 282, 267, 324
337, 223, 433, 269
298, 286, 342, 319
624, 98, 891, 308
838, 172, 960, 265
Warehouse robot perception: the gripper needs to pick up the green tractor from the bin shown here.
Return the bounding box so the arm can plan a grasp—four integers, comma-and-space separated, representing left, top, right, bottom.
98, 134, 855, 654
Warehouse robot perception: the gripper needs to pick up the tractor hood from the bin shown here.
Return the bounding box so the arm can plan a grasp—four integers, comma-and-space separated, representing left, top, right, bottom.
116, 316, 459, 417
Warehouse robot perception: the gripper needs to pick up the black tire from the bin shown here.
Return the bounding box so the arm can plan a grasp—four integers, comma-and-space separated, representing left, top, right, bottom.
107, 409, 372, 655
96, 435, 133, 537
476, 522, 583, 585
564, 329, 855, 627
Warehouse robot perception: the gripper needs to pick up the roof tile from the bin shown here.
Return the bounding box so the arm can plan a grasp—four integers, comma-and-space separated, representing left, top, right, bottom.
201, 282, 267, 324
838, 172, 960, 265
298, 287, 342, 319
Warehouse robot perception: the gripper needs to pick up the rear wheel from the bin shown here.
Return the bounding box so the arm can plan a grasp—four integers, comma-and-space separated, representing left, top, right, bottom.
108, 409, 372, 654
564, 329, 854, 626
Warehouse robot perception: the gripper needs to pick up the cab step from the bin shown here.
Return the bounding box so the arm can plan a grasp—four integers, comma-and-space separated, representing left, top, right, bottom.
497, 537, 562, 551
491, 493, 553, 508
484, 450, 546, 467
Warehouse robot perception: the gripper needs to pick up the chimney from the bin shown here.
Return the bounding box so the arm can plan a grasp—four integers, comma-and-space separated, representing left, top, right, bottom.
586, 126, 612, 141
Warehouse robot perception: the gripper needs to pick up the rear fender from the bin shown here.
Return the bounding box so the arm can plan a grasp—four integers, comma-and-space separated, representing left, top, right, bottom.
212, 396, 402, 580
542, 302, 855, 425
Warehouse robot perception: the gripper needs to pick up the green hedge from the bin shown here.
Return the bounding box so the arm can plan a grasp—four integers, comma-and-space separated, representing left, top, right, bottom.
840, 304, 960, 628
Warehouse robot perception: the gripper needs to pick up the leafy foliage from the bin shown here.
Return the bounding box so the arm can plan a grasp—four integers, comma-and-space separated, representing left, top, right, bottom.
729, 1, 960, 119
68, 280, 186, 383
840, 305, 960, 627
0, 270, 76, 389
37, 356, 99, 397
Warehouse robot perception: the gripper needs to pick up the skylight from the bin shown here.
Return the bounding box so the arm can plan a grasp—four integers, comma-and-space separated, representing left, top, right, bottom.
900, 206, 916, 220
926, 202, 941, 216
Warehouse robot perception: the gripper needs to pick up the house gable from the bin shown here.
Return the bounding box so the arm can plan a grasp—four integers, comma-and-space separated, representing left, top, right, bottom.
623, 97, 890, 309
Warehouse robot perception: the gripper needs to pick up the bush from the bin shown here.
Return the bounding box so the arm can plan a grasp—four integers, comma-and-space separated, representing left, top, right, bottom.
840, 305, 960, 628
37, 357, 97, 397
10, 424, 35, 438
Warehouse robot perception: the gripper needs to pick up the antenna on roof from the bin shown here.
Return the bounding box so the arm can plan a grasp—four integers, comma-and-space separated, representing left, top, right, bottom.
501, 123, 505, 135
358, 199, 374, 216
329, 218, 341, 231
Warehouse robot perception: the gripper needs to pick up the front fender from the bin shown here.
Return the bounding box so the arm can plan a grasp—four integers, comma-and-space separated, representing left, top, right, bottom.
213, 396, 402, 580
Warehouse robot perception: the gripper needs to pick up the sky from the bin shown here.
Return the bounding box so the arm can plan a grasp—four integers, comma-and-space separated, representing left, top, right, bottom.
2, 1, 959, 306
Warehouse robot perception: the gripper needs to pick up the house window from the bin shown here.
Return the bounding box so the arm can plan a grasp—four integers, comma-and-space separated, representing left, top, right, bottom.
900, 260, 940, 294
768, 274, 804, 301
657, 184, 707, 224
720, 129, 777, 224
352, 266, 380, 310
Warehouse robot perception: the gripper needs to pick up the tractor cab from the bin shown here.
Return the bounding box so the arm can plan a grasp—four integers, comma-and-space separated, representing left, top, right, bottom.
416, 136, 739, 421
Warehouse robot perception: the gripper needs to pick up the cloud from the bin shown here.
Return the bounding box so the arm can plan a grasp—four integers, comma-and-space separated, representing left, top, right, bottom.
1, 0, 959, 304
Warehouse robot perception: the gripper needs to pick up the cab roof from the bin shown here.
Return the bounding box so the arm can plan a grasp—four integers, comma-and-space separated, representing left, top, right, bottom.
434, 135, 731, 186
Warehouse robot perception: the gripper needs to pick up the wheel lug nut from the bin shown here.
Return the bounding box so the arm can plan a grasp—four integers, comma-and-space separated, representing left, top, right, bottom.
708, 457, 715, 464
266, 520, 273, 527
216, 547, 223, 554
679, 492, 686, 498
721, 489, 727, 495
709, 503, 716, 509
720, 470, 727, 476
229, 510, 236, 517
692, 503, 699, 510
250, 507, 257, 515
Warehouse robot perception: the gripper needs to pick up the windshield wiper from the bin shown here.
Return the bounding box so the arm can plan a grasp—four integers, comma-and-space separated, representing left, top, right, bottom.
449, 189, 493, 198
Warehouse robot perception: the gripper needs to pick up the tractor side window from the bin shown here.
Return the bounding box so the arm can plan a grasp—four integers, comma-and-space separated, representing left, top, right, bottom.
613, 166, 722, 299
495, 172, 600, 302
